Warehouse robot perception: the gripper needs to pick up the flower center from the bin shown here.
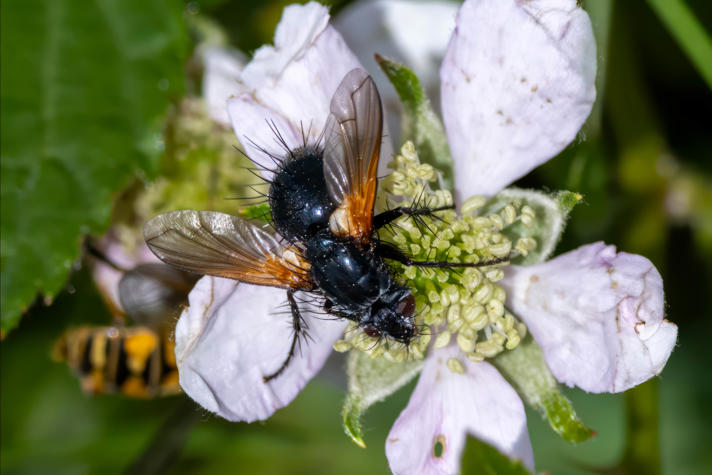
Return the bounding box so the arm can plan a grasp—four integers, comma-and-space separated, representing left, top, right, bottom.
333, 142, 535, 364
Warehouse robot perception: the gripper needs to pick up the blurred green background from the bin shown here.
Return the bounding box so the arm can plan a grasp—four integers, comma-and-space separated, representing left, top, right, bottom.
2, 0, 711, 474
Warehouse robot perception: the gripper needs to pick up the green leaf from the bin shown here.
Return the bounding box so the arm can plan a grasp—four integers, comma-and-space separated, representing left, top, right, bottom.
0, 0, 187, 332
646, 0, 712, 89
482, 188, 582, 266
460, 435, 532, 475
375, 54, 454, 191
342, 350, 423, 448
493, 335, 595, 443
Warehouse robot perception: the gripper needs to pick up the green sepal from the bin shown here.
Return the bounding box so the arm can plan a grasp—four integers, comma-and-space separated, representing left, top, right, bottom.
342, 350, 423, 448
375, 55, 454, 191
482, 188, 583, 265
460, 435, 532, 475
493, 335, 595, 443
238, 203, 272, 223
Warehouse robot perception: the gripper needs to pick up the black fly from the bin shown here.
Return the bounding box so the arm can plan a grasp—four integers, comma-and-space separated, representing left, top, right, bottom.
143, 69, 506, 382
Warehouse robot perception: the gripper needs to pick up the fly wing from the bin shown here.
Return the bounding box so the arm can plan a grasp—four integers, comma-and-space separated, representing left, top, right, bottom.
323, 68, 383, 241
143, 210, 312, 290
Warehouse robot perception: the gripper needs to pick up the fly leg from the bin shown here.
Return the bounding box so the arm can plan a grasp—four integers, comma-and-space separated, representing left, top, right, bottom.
373, 204, 455, 230
376, 243, 509, 268
263, 289, 307, 383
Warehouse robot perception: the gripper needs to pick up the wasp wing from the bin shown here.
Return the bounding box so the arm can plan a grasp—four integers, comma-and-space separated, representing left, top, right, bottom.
323, 68, 383, 241
143, 210, 312, 290
118, 264, 198, 327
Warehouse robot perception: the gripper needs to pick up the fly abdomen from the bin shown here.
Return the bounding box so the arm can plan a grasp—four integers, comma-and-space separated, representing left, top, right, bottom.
269, 146, 337, 241
305, 233, 391, 312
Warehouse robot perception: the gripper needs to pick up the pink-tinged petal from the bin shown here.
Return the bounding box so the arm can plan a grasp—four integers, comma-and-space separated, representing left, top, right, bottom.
201, 46, 245, 125
386, 346, 534, 474
174, 276, 347, 422
226, 2, 363, 177
500, 242, 678, 393
441, 0, 596, 198
335, 0, 458, 135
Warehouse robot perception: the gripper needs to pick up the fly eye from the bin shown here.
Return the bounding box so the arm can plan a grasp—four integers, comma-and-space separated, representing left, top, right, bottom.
363, 326, 381, 338
395, 294, 416, 318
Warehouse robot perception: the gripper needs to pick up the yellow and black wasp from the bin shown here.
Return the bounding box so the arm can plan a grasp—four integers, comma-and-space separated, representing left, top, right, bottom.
54, 249, 198, 398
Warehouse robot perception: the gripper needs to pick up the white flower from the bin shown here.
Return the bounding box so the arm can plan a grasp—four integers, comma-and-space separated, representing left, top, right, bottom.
334, 0, 459, 138
176, 1, 678, 473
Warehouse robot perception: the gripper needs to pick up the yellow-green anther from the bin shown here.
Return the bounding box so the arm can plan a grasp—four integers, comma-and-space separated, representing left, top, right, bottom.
457, 333, 476, 353
505, 329, 521, 350
418, 332, 431, 350
462, 303, 480, 323
489, 214, 504, 230
474, 282, 493, 303
451, 220, 469, 233
416, 164, 435, 179
420, 234, 432, 249
462, 195, 487, 215
485, 268, 504, 282
476, 340, 503, 358
449, 317, 464, 334
393, 232, 407, 245
489, 241, 512, 258
467, 352, 485, 363
491, 332, 506, 346
446, 284, 459, 303
486, 299, 505, 320
500, 313, 514, 332
447, 303, 461, 323
435, 239, 450, 251
473, 216, 491, 228
493, 286, 506, 303
471, 309, 489, 331
446, 246, 461, 260
501, 204, 517, 225
333, 340, 351, 352
434, 269, 448, 283
440, 229, 455, 241
427, 286, 440, 304
459, 328, 476, 342
434, 190, 453, 207
515, 237, 537, 256
521, 205, 535, 226
447, 358, 466, 374
434, 331, 452, 349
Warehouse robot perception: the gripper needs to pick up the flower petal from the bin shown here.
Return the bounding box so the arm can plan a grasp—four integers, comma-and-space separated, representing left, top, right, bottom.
386, 347, 534, 474
226, 2, 364, 177
335, 0, 458, 137
174, 276, 347, 422
201, 46, 245, 125
441, 0, 597, 198
500, 242, 678, 393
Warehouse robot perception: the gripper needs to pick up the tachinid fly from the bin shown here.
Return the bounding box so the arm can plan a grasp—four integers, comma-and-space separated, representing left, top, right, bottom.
144, 69, 507, 381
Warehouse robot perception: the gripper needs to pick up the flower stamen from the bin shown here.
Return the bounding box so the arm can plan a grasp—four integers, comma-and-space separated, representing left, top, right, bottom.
333, 142, 534, 362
